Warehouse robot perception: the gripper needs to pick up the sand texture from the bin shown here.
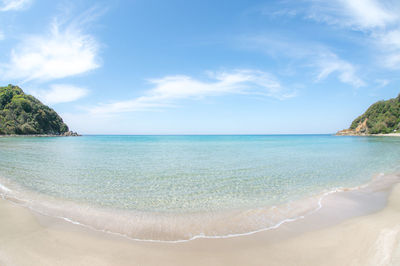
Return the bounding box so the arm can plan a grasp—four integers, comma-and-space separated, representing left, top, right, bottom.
1, 184, 400, 265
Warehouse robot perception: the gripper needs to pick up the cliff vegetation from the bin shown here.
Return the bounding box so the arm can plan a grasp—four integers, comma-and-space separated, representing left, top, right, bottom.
0, 84, 70, 135
337, 94, 400, 135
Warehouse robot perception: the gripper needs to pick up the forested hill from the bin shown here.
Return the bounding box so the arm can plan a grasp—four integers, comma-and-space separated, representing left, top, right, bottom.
337, 94, 400, 135
0, 84, 71, 135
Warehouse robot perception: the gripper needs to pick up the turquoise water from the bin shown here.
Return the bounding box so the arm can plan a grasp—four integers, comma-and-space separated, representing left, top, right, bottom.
1, 135, 400, 240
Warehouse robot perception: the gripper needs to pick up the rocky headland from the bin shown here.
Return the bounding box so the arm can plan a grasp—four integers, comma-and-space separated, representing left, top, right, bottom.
0, 84, 79, 136
337, 93, 400, 136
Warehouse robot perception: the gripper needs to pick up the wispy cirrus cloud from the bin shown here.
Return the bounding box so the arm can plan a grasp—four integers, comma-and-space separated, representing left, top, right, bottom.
314, 52, 365, 88
260, 0, 400, 71
0, 0, 32, 11
0, 8, 101, 82
89, 69, 296, 115
241, 35, 365, 87
376, 29, 400, 68
302, 0, 400, 69
305, 0, 398, 30
375, 79, 390, 88
31, 84, 89, 105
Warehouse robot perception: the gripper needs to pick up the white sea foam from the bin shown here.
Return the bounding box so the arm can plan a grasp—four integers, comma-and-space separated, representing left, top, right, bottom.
0, 172, 398, 243
0, 183, 11, 193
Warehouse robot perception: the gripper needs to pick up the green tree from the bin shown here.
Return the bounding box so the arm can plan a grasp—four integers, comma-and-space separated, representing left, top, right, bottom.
0, 84, 69, 135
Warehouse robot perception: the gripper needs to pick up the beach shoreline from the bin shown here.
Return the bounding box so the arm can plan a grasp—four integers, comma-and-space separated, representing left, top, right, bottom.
2, 135, 400, 265
336, 132, 400, 137
0, 171, 397, 243
1, 176, 400, 265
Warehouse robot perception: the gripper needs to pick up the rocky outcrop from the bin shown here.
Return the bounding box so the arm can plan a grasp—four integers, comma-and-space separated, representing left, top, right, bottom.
336, 119, 369, 135
336, 129, 367, 136
62, 131, 81, 136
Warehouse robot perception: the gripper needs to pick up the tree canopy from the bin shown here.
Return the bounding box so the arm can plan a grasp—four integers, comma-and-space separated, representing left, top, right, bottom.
349, 94, 400, 134
0, 84, 69, 135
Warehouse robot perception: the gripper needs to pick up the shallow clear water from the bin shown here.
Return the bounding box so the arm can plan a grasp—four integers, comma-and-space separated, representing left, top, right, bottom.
1, 135, 400, 212
1, 135, 400, 240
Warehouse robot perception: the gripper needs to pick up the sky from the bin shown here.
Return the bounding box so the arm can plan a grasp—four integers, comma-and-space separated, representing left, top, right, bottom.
1, 0, 400, 134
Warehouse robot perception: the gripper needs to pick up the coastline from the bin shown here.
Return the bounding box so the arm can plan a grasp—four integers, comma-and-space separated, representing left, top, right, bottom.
336, 132, 400, 137
0, 132, 80, 137
334, 129, 400, 137
1, 175, 400, 265
0, 172, 397, 243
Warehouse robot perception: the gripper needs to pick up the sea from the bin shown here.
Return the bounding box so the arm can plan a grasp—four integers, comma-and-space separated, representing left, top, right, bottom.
1, 135, 400, 241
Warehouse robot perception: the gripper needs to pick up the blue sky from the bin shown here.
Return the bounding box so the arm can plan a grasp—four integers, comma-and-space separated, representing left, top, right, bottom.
1, 0, 400, 134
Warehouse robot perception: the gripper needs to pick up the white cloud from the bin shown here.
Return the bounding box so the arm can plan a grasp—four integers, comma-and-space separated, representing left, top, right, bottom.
314, 53, 365, 87
0, 0, 32, 11
241, 35, 365, 87
375, 79, 390, 88
301, 0, 400, 69
31, 84, 88, 105
384, 54, 400, 69
0, 30, 4, 40
89, 70, 295, 115
339, 0, 398, 29
266, 0, 400, 69
304, 0, 399, 30
1, 16, 100, 81
381, 30, 400, 48
377, 29, 400, 68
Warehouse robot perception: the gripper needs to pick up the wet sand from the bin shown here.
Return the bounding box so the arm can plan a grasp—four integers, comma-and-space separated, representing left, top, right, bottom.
1, 182, 400, 265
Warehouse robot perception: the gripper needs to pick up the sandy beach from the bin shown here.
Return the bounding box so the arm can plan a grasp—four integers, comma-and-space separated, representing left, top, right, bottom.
0, 181, 399, 266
